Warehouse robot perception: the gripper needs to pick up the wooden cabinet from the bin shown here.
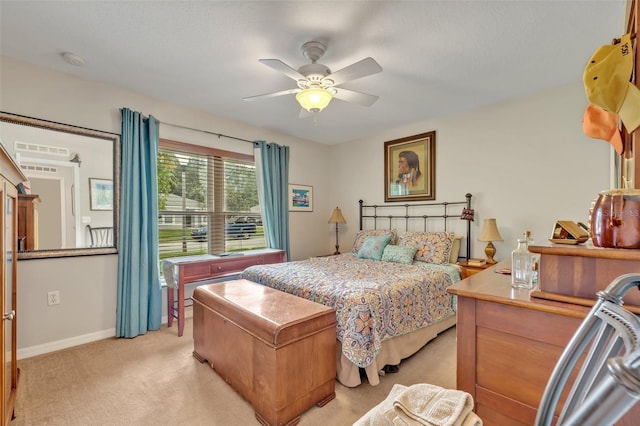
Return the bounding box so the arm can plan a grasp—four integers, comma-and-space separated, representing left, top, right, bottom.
529, 242, 640, 310
0, 144, 25, 425
448, 262, 640, 425
17, 194, 39, 251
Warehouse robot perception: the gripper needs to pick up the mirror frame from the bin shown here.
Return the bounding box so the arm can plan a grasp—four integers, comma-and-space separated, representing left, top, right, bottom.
0, 112, 120, 259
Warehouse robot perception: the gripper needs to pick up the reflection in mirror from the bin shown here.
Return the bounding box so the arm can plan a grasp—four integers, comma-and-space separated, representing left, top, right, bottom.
0, 112, 120, 259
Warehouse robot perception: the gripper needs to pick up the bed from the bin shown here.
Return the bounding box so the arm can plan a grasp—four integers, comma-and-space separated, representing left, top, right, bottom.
241, 195, 473, 387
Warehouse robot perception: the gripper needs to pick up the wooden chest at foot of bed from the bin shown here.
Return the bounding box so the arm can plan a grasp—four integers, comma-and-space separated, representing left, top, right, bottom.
192, 279, 337, 426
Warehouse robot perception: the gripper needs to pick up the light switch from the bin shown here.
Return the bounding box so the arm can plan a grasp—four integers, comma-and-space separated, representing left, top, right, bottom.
82, 216, 91, 223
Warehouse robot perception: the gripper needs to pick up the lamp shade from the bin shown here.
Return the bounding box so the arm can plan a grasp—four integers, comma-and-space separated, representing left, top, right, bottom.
328, 207, 346, 224
479, 218, 503, 242
296, 88, 333, 112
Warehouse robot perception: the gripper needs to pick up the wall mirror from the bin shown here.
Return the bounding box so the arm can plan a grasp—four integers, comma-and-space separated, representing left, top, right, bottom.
0, 112, 120, 259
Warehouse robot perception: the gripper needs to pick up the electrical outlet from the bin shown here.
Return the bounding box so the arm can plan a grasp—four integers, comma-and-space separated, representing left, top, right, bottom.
47, 290, 60, 306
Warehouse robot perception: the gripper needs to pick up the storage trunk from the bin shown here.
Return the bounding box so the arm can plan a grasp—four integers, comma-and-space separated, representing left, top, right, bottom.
193, 279, 336, 426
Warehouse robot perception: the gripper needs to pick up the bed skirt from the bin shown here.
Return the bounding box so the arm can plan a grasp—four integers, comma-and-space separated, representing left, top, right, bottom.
336, 315, 457, 387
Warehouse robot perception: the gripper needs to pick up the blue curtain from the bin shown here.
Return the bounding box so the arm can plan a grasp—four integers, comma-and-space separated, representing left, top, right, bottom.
256, 141, 290, 260
116, 108, 162, 337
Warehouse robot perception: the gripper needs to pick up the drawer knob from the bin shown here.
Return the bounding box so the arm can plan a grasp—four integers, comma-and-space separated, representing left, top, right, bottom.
217, 266, 222, 271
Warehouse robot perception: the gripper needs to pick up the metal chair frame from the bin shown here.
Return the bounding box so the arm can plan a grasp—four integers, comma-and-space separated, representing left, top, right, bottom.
536, 273, 640, 425
86, 224, 113, 247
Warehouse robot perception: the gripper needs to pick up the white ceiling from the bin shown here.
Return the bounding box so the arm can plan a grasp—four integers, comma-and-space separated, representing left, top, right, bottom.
0, 1, 628, 145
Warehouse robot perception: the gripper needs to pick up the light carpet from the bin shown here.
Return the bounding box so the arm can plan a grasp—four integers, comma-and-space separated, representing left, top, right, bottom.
14, 317, 456, 426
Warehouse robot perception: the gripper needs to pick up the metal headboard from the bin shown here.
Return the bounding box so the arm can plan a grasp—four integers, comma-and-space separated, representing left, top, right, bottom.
359, 193, 473, 261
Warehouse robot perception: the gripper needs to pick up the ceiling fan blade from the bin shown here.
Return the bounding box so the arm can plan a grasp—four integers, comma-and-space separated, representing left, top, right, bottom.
324, 57, 382, 86
243, 88, 300, 101
332, 88, 379, 107
259, 59, 306, 81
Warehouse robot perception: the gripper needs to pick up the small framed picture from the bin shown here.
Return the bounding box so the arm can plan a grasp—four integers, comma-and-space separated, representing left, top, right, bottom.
89, 178, 113, 211
288, 184, 313, 212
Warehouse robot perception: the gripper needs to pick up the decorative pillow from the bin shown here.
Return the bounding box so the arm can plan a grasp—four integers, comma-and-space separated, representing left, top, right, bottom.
381, 244, 418, 265
398, 232, 454, 264
449, 234, 463, 263
351, 229, 397, 253
356, 234, 393, 261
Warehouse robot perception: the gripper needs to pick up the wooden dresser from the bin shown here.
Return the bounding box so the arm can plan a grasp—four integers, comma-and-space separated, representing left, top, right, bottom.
448, 261, 640, 425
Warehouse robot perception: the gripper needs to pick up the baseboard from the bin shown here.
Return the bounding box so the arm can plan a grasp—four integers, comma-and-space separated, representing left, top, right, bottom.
18, 328, 116, 360
17, 312, 193, 360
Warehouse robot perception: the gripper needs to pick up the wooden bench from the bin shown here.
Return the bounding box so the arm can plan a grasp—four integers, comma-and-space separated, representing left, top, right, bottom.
192, 279, 336, 426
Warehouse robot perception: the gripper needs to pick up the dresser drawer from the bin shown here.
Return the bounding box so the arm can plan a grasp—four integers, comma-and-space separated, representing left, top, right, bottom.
208, 255, 269, 276
476, 300, 581, 347
476, 327, 564, 410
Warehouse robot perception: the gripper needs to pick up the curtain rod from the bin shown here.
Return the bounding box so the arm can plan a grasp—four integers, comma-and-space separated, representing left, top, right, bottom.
159, 120, 255, 145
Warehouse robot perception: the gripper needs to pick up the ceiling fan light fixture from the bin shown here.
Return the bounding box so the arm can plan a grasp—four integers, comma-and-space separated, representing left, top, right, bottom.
296, 88, 332, 112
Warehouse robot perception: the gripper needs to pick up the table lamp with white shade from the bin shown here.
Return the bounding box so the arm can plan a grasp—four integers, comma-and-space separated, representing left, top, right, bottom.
479, 218, 503, 264
328, 207, 347, 255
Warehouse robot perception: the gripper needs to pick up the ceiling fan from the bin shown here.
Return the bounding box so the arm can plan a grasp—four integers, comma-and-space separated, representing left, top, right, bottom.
243, 41, 382, 115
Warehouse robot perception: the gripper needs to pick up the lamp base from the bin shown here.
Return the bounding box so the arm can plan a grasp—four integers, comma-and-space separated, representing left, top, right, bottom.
484, 241, 497, 264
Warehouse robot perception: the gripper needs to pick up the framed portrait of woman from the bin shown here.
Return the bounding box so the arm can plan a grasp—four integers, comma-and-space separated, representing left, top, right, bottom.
384, 131, 436, 202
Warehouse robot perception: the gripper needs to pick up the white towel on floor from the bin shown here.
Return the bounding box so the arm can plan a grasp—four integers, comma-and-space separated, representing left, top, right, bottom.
353, 384, 407, 426
392, 383, 474, 426
460, 412, 482, 426
353, 384, 481, 426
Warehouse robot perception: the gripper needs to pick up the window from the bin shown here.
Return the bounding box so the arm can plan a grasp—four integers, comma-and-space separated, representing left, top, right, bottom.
157, 139, 265, 260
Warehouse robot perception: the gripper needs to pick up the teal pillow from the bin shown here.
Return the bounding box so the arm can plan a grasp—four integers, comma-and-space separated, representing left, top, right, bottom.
382, 244, 418, 265
357, 234, 392, 260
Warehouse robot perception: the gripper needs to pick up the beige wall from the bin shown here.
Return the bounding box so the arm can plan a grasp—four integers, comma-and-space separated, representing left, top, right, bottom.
1, 56, 613, 358
1, 56, 332, 357
330, 82, 611, 259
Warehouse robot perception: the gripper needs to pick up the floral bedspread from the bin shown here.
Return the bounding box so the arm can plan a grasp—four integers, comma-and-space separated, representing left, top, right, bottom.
240, 253, 461, 368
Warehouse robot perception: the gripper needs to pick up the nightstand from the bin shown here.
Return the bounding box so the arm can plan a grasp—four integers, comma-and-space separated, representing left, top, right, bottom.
458, 261, 493, 278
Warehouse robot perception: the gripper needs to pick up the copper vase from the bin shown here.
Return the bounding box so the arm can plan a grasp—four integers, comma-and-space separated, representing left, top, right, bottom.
590, 189, 640, 249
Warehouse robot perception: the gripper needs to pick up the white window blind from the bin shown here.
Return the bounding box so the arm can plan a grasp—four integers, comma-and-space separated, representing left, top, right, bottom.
157, 140, 265, 259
